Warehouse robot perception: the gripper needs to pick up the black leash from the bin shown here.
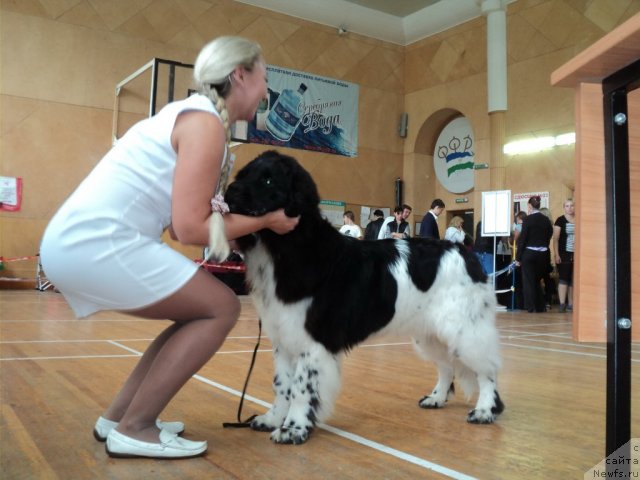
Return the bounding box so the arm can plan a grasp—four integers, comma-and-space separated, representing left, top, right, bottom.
222, 319, 262, 428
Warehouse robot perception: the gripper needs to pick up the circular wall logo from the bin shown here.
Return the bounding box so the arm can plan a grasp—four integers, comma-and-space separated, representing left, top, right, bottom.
433, 117, 475, 193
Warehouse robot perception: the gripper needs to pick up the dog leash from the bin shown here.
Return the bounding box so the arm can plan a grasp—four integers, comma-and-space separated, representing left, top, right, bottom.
222, 319, 262, 428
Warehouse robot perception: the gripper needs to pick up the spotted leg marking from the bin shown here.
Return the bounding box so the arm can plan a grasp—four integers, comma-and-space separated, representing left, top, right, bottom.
270, 347, 342, 445
250, 347, 294, 432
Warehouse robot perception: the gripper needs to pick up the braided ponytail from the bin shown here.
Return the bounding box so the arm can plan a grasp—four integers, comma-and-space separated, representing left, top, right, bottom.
193, 36, 262, 261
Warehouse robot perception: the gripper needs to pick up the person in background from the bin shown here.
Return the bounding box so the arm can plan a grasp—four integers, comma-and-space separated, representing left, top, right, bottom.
539, 207, 556, 310
511, 210, 527, 309
377, 204, 413, 239
339, 210, 363, 239
511, 211, 527, 261
364, 209, 385, 240
473, 220, 494, 275
444, 216, 466, 243
401, 204, 413, 237
516, 196, 554, 313
39, 37, 299, 459
384, 206, 410, 239
553, 198, 576, 312
419, 199, 445, 239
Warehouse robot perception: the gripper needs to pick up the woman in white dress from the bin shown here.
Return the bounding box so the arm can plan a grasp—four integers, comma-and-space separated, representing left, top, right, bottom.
40, 37, 298, 459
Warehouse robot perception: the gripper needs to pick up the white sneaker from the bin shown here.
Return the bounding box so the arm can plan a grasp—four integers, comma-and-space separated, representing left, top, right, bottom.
93, 416, 185, 442
106, 428, 207, 459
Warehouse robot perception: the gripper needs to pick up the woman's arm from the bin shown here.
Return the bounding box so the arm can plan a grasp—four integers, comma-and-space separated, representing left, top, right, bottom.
170, 110, 225, 245
170, 110, 298, 246
553, 224, 562, 264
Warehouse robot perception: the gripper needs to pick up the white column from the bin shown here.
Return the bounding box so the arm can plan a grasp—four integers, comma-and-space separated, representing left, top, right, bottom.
479, 0, 508, 112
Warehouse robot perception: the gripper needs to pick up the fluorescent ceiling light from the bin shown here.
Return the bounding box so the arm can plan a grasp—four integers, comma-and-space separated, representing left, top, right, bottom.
503, 133, 575, 155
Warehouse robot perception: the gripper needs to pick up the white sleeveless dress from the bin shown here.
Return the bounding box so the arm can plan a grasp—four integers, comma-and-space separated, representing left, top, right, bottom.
40, 94, 220, 317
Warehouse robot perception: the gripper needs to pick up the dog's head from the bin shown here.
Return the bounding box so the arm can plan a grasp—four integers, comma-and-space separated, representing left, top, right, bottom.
225, 150, 320, 218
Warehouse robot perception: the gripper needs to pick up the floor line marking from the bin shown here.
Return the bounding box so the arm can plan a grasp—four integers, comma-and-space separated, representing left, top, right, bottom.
502, 342, 640, 362
192, 374, 476, 480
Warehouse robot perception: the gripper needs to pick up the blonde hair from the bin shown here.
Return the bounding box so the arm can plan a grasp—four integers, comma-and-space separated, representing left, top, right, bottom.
194, 36, 263, 145
196, 37, 262, 264
449, 216, 464, 228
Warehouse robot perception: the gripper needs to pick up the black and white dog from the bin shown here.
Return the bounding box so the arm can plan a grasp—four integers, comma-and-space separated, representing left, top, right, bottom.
225, 150, 504, 445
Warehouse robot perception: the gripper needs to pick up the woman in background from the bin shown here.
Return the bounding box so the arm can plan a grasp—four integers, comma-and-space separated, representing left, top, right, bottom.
444, 216, 466, 243
553, 199, 576, 312
516, 196, 553, 313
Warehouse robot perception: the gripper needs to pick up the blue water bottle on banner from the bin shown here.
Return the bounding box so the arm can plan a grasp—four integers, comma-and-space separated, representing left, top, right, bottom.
266, 83, 308, 141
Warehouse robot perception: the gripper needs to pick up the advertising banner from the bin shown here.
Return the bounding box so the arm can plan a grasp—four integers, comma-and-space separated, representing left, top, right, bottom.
247, 65, 359, 157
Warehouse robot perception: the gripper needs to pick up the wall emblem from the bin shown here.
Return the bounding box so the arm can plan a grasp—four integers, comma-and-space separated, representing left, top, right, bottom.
433, 117, 475, 193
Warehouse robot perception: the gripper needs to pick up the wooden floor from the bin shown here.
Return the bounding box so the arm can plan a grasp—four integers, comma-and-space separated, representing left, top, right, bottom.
1, 290, 638, 480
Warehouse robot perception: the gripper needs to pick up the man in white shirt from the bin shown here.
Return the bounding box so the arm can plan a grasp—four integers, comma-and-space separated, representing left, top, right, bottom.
339, 210, 363, 239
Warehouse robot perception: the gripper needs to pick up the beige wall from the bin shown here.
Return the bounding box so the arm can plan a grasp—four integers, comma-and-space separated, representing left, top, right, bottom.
1, 0, 639, 278
402, 0, 640, 228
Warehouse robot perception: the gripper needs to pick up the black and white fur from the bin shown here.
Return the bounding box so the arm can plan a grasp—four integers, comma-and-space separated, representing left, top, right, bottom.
225, 150, 504, 445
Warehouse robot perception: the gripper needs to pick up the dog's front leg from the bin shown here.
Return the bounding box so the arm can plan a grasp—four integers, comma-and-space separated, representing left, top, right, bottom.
250, 346, 294, 432
270, 347, 342, 445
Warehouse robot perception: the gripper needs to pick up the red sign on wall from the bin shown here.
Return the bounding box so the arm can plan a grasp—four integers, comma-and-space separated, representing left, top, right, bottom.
0, 176, 22, 212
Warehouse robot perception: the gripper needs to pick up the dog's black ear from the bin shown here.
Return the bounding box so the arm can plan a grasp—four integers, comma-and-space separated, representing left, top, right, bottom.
279, 154, 319, 217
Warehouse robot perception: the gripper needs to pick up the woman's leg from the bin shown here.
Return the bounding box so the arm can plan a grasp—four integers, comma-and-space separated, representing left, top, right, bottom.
521, 251, 536, 312
533, 252, 547, 312
107, 269, 240, 443
557, 282, 568, 306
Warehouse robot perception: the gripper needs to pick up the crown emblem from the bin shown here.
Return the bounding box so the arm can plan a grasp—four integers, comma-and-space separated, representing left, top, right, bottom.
437, 135, 474, 176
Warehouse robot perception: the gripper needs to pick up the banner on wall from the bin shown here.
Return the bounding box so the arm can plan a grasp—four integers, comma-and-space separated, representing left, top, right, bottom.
513, 191, 549, 214
247, 65, 359, 157
320, 200, 346, 227
0, 176, 22, 212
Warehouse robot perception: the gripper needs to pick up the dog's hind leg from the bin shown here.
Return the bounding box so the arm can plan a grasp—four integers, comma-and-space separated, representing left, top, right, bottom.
453, 321, 504, 424
270, 346, 342, 445
414, 337, 455, 409
466, 373, 504, 424
250, 346, 294, 432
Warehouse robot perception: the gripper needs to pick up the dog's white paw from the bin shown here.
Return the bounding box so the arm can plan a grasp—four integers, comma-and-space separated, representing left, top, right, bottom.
418, 395, 447, 409
467, 408, 496, 424
418, 383, 454, 409
467, 390, 504, 424
249, 413, 280, 432
270, 424, 312, 445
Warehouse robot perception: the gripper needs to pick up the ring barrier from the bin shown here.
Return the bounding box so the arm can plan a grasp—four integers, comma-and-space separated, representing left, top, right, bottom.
0, 254, 52, 291
486, 260, 518, 306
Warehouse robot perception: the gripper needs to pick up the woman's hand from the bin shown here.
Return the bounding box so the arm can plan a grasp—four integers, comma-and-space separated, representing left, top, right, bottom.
264, 209, 300, 234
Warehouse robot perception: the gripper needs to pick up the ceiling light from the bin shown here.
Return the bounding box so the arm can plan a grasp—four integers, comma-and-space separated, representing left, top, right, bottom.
503, 133, 575, 155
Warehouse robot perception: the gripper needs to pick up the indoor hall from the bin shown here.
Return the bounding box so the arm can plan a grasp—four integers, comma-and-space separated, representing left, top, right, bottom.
2, 0, 640, 478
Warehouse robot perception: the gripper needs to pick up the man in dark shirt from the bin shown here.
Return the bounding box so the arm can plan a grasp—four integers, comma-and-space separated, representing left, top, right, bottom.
419, 199, 445, 239
363, 209, 385, 240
